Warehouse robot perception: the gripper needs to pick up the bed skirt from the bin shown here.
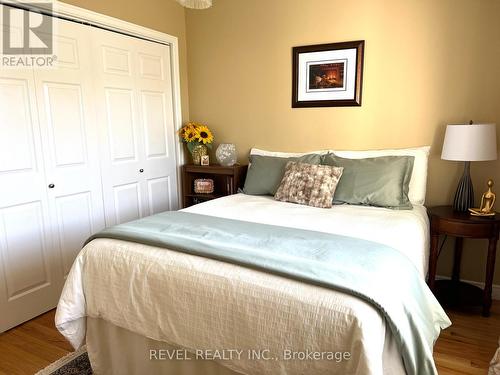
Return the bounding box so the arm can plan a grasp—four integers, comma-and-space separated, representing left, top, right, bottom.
86, 317, 240, 375
85, 317, 406, 375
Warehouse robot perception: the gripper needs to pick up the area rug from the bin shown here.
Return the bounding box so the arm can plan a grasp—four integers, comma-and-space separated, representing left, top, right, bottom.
490, 338, 500, 375
35, 345, 92, 375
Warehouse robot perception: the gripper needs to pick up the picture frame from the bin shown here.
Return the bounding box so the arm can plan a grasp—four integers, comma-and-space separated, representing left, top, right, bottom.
201, 155, 210, 166
194, 178, 214, 194
292, 40, 365, 108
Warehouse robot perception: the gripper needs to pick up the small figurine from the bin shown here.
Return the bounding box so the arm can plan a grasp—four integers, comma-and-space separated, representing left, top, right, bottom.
469, 179, 496, 216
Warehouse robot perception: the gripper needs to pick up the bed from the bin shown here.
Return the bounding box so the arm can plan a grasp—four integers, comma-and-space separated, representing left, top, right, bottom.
56, 192, 449, 375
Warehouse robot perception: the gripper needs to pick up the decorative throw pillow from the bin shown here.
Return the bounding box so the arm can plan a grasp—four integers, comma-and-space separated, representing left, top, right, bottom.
242, 154, 322, 195
274, 162, 344, 208
321, 153, 415, 209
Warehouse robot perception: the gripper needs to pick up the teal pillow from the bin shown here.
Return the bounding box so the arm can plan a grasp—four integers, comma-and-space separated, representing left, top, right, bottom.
243, 154, 321, 195
322, 154, 415, 209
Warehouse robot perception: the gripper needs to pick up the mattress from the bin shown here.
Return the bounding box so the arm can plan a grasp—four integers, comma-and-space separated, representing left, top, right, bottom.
56, 194, 430, 375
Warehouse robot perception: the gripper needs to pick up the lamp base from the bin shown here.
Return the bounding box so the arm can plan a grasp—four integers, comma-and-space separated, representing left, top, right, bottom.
452, 161, 474, 212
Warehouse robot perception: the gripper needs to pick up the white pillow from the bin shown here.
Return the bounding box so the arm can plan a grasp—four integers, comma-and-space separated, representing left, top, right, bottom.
332, 146, 430, 205
249, 146, 430, 205
250, 148, 328, 158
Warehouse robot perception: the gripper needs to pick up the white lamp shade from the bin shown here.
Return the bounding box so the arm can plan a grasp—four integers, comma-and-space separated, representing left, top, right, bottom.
441, 123, 497, 161
176, 0, 212, 9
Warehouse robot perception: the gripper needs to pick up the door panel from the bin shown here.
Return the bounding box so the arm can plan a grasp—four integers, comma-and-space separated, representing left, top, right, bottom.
141, 91, 168, 158
136, 40, 178, 213
138, 53, 164, 80
54, 192, 94, 276
0, 79, 37, 174
147, 176, 172, 215
1, 202, 50, 300
43, 83, 88, 166
33, 17, 105, 283
105, 88, 138, 163
113, 183, 142, 224
102, 46, 132, 76
52, 33, 80, 69
0, 67, 61, 331
93, 30, 144, 226
93, 27, 178, 226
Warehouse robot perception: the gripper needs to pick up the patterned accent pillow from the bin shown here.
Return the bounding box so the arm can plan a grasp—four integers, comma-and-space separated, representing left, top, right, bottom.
274, 162, 343, 208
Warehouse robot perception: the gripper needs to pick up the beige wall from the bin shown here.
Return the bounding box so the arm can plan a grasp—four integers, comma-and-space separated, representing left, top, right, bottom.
186, 0, 500, 284
63, 0, 190, 122
55, 0, 500, 285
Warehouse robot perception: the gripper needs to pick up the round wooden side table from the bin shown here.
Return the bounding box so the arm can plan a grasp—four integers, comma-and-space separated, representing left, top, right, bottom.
427, 205, 500, 317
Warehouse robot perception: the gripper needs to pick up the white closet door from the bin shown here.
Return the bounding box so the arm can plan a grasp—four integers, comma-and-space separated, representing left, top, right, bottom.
136, 39, 178, 216
33, 17, 106, 278
92, 28, 178, 226
0, 67, 62, 331
0, 6, 179, 331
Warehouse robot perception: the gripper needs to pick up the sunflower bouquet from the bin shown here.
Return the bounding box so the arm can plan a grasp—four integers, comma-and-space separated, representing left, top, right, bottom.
178, 122, 214, 153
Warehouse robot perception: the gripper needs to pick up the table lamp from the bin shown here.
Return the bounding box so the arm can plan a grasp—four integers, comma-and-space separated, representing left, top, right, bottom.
441, 122, 497, 212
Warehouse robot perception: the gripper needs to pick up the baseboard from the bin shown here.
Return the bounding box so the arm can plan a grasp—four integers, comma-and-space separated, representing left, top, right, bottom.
437, 275, 500, 300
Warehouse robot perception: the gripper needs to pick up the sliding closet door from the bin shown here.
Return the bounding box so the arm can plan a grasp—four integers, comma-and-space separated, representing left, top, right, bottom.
0, 6, 179, 331
0, 66, 62, 331
92, 28, 178, 226
33, 17, 106, 278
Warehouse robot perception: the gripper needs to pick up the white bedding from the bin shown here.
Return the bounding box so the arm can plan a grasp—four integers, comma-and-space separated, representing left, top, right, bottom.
56, 194, 430, 375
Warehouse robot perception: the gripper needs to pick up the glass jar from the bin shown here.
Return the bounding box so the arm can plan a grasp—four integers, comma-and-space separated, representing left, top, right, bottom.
191, 144, 208, 165
216, 143, 237, 166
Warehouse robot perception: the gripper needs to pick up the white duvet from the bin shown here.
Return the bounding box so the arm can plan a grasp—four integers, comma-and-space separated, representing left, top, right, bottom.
56, 194, 430, 375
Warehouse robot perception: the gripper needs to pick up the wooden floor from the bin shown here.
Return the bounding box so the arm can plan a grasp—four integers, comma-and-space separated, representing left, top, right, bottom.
434, 301, 499, 374
0, 310, 72, 375
0, 303, 498, 375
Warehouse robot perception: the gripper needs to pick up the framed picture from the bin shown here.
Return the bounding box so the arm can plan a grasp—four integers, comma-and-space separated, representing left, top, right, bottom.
194, 178, 214, 194
292, 40, 364, 107
201, 155, 210, 166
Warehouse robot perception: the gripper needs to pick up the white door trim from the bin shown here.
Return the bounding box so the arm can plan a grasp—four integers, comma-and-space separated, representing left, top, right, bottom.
14, 0, 184, 207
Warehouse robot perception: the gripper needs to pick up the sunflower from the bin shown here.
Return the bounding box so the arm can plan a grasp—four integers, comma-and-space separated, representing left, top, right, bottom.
178, 127, 187, 138
183, 127, 198, 143
178, 122, 194, 137
195, 125, 214, 145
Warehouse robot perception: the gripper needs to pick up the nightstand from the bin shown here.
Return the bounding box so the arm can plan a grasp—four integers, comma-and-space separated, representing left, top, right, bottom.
427, 206, 500, 316
182, 164, 247, 208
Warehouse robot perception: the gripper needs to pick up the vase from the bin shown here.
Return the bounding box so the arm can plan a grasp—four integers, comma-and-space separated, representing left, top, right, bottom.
216, 143, 237, 166
191, 144, 208, 165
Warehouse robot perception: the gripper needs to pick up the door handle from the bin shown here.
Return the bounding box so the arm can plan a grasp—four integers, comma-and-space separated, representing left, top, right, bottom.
139, 169, 144, 173
48, 183, 55, 189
